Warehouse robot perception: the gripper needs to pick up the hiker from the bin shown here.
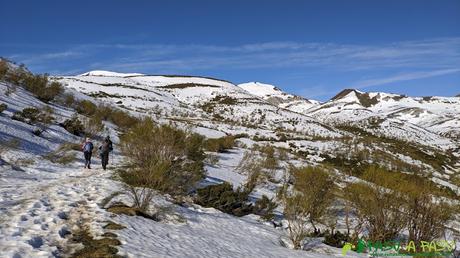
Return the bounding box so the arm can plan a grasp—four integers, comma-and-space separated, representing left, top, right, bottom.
99, 136, 113, 170
81, 137, 94, 169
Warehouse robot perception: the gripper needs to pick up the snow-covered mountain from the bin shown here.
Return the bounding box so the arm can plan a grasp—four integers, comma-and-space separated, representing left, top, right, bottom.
2, 63, 458, 257
238, 82, 320, 114
57, 71, 341, 139
306, 89, 460, 143
56, 71, 460, 188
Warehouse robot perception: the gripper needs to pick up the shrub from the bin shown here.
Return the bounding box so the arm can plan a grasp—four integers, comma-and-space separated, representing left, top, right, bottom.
0, 103, 7, 113
0, 138, 21, 159
12, 106, 54, 129
345, 166, 455, 245
237, 149, 276, 184
0, 59, 8, 80
32, 129, 42, 136
43, 143, 77, 164
119, 118, 205, 199
107, 109, 139, 130
399, 176, 454, 244
258, 145, 278, 171
204, 135, 235, 153
4, 64, 28, 85
253, 195, 278, 221
63, 93, 76, 107
76, 100, 97, 116
344, 166, 407, 243
279, 166, 336, 249
23, 74, 64, 102
195, 182, 254, 217
12, 107, 40, 123
83, 115, 105, 138
61, 115, 85, 136
323, 231, 349, 248
82, 102, 139, 130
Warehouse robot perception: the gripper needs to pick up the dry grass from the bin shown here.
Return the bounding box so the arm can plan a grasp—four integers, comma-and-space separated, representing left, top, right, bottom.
70, 227, 122, 258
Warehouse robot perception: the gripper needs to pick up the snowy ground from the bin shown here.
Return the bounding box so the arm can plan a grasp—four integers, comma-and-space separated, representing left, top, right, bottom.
0, 148, 366, 258
0, 81, 368, 257
1, 70, 458, 257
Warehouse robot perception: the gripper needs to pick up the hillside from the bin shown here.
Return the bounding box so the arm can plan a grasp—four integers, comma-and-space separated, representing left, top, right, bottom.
1, 62, 459, 257
57, 72, 460, 193
307, 89, 460, 141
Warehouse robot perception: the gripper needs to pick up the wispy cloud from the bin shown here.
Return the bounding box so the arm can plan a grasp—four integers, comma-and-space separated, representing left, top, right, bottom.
351, 68, 460, 89
14, 50, 83, 65
3, 37, 460, 80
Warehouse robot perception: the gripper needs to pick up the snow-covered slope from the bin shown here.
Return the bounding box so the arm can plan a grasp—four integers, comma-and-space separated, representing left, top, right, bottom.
307, 89, 459, 148
238, 82, 320, 113
57, 72, 340, 139
2, 63, 459, 257
79, 70, 145, 77
0, 78, 365, 258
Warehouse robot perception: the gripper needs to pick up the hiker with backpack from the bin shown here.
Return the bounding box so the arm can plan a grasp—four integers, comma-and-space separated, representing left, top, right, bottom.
81, 137, 94, 169
99, 136, 113, 170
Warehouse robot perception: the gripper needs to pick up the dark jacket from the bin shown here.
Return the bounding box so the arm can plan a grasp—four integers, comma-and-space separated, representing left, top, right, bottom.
99, 139, 113, 153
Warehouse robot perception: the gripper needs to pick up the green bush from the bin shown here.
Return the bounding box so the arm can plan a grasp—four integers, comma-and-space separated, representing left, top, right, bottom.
108, 109, 139, 130
76, 100, 97, 116
204, 135, 235, 153
61, 115, 85, 136
119, 118, 205, 196
195, 182, 253, 217
0, 60, 8, 80
43, 143, 77, 165
83, 115, 105, 138
323, 231, 349, 248
12, 107, 39, 123
63, 93, 76, 107
23, 74, 63, 102
253, 195, 278, 221
12, 107, 53, 126
77, 101, 139, 130
0, 103, 7, 113
280, 166, 337, 249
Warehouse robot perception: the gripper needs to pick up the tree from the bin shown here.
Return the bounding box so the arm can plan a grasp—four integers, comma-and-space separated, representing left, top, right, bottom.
280, 166, 336, 249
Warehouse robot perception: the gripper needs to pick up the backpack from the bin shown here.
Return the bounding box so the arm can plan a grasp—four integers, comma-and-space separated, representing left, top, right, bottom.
83, 142, 94, 153
100, 140, 113, 153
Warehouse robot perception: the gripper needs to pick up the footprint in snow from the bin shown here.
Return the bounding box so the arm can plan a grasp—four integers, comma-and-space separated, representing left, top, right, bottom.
28, 236, 44, 248
12, 229, 23, 237
28, 209, 39, 217
57, 211, 69, 220
59, 226, 71, 238
40, 199, 50, 207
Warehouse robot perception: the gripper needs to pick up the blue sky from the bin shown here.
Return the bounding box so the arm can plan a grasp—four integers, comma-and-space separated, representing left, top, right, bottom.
1, 0, 459, 100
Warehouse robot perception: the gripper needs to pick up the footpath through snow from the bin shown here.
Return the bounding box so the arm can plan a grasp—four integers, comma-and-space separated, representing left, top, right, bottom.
0, 152, 362, 258
0, 156, 121, 257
